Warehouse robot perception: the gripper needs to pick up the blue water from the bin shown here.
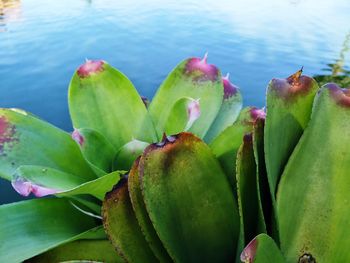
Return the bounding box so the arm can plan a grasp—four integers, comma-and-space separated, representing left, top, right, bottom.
1, 0, 349, 204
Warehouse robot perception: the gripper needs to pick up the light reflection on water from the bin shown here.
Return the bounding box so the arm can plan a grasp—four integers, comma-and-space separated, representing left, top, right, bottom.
0, 0, 349, 203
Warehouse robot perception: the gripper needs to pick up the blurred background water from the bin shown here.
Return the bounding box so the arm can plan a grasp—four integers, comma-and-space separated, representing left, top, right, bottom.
0, 0, 349, 204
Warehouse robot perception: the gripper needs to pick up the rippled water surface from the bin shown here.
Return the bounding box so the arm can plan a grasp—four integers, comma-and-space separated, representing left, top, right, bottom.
1, 0, 349, 203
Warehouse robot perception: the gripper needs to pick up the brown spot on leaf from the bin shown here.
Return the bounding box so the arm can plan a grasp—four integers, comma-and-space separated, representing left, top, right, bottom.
0, 116, 18, 155
299, 253, 316, 263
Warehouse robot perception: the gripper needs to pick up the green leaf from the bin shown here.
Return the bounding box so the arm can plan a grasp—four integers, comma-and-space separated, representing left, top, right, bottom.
276, 84, 350, 263
72, 128, 116, 175
204, 75, 243, 143
112, 139, 149, 171
0, 198, 98, 262
128, 157, 172, 263
264, 70, 319, 198
210, 107, 264, 190
68, 60, 157, 150
140, 132, 239, 263
240, 234, 285, 263
148, 56, 223, 139
0, 108, 96, 181
27, 240, 125, 263
57, 171, 124, 200
236, 133, 266, 256
164, 97, 201, 135
102, 177, 158, 263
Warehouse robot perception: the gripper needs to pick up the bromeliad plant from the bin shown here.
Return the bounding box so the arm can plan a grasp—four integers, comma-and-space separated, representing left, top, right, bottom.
0, 54, 349, 263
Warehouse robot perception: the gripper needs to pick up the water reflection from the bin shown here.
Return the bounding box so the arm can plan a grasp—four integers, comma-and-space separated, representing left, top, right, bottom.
0, 0, 21, 32
314, 32, 350, 87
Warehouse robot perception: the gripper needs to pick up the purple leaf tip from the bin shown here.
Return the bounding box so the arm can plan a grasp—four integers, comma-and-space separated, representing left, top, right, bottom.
11, 177, 59, 197
222, 73, 238, 99
240, 237, 258, 263
72, 128, 84, 146
325, 83, 350, 107
250, 107, 266, 121
184, 53, 219, 82
185, 98, 201, 131
77, 60, 104, 78
0, 116, 18, 156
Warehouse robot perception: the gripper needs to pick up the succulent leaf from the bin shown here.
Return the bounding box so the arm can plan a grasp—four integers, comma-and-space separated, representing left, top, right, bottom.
68, 60, 157, 150
240, 234, 285, 263
264, 70, 319, 198
148, 55, 223, 139
205, 74, 243, 143
0, 198, 98, 262
140, 132, 239, 263
276, 84, 350, 262
102, 177, 159, 263
128, 157, 173, 263
0, 108, 96, 181
72, 128, 116, 175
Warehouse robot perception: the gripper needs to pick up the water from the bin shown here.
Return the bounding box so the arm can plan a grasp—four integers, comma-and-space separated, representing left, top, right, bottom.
0, 0, 349, 204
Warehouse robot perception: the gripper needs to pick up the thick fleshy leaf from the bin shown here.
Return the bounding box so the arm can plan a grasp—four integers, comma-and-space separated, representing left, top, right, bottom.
57, 171, 123, 200
140, 132, 239, 263
277, 84, 350, 263
204, 74, 243, 143
252, 119, 273, 236
128, 157, 172, 263
11, 165, 85, 197
0, 108, 96, 181
210, 107, 265, 190
240, 234, 285, 263
102, 177, 158, 263
148, 55, 223, 139
164, 97, 201, 135
112, 139, 149, 171
68, 60, 157, 150
72, 128, 116, 175
27, 240, 124, 263
264, 70, 319, 198
0, 198, 98, 262
236, 133, 266, 256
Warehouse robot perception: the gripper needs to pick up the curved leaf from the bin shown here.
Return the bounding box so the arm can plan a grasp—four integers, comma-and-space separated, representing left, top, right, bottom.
68, 60, 157, 150
240, 234, 285, 263
27, 240, 124, 263
277, 84, 350, 263
141, 132, 239, 263
204, 74, 243, 143
128, 157, 172, 263
264, 70, 319, 198
0, 198, 98, 262
0, 108, 96, 181
72, 128, 116, 175
148, 55, 223, 139
102, 177, 158, 263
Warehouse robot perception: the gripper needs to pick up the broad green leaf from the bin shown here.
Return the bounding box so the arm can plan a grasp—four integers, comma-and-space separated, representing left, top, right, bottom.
236, 133, 266, 256
102, 177, 158, 263
240, 234, 285, 263
0, 198, 98, 262
141, 132, 239, 263
277, 84, 350, 263
57, 171, 124, 200
205, 74, 243, 143
0, 108, 96, 181
164, 97, 200, 135
112, 139, 149, 171
68, 60, 157, 150
27, 240, 124, 263
128, 157, 172, 263
264, 70, 319, 198
210, 107, 264, 190
148, 55, 223, 139
72, 128, 116, 175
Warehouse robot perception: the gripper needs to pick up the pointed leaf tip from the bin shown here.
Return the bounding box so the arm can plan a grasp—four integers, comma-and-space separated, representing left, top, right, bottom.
240, 237, 258, 263
250, 107, 266, 121
72, 128, 84, 146
222, 74, 239, 99
11, 177, 59, 197
185, 98, 201, 131
184, 55, 219, 82
325, 82, 350, 107
77, 60, 105, 78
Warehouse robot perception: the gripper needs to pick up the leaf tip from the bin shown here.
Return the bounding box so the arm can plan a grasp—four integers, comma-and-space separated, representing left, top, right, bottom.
240, 237, 258, 263
77, 59, 105, 78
